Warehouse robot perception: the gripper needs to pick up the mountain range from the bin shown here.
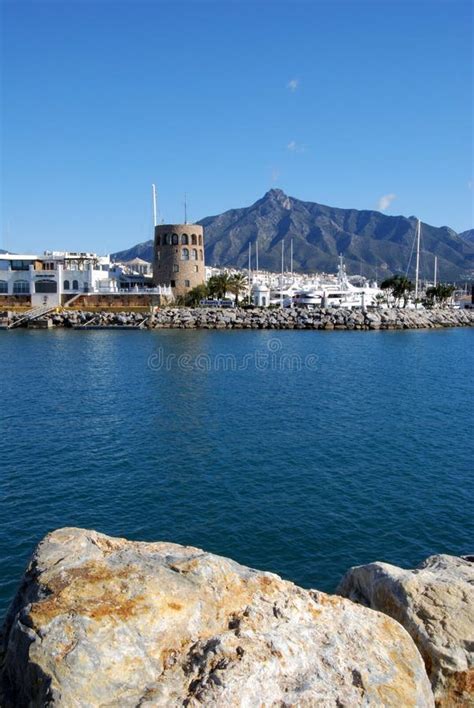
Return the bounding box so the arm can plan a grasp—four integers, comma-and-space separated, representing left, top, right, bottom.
112, 189, 474, 281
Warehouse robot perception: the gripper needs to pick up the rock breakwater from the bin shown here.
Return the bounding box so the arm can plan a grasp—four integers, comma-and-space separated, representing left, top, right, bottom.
1, 529, 434, 707
6, 306, 474, 331
338, 555, 474, 707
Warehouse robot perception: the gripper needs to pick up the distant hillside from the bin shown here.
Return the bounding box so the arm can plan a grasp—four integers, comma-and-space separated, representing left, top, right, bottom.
112, 190, 474, 280
111, 240, 153, 263
459, 229, 474, 245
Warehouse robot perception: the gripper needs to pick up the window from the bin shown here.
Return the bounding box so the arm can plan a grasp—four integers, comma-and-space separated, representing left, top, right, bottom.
184, 280, 190, 287
72, 280, 79, 290
199, 250, 203, 260
181, 234, 189, 245
0, 281, 8, 293
194, 266, 199, 273
13, 280, 30, 294
170, 279, 176, 288
172, 233, 179, 245
191, 249, 198, 260
173, 264, 179, 272
166, 234, 172, 245
198, 234, 202, 246
64, 280, 70, 290
181, 248, 189, 261
191, 234, 197, 245
156, 251, 161, 260
35, 280, 57, 294
11, 260, 30, 271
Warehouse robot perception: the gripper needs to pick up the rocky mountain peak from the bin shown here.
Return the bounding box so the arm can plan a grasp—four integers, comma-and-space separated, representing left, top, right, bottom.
262, 188, 291, 210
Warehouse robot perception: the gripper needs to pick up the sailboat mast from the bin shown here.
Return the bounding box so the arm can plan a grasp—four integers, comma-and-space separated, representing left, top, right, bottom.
280, 239, 284, 307
434, 256, 438, 288
290, 238, 293, 278
415, 219, 421, 300
256, 238, 259, 274
248, 241, 252, 303
152, 184, 158, 228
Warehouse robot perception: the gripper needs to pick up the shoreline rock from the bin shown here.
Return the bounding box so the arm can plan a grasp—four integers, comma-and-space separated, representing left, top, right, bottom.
337, 555, 474, 706
1, 528, 434, 707
4, 306, 474, 331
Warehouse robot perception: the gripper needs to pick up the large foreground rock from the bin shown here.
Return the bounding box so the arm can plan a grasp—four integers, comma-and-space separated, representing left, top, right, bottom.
1, 528, 433, 706
337, 554, 474, 706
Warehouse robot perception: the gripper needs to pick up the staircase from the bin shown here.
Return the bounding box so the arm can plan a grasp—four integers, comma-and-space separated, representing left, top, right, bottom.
63, 293, 83, 308
8, 305, 57, 329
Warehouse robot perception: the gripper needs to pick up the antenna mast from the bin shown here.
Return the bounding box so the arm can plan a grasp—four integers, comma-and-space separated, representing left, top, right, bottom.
152, 184, 158, 228
415, 219, 421, 300
184, 193, 188, 224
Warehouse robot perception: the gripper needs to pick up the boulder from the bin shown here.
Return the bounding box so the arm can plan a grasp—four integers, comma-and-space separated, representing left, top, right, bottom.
1, 528, 433, 707
337, 554, 474, 706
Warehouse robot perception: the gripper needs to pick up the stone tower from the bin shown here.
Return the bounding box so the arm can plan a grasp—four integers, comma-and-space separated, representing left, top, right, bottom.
153, 224, 205, 297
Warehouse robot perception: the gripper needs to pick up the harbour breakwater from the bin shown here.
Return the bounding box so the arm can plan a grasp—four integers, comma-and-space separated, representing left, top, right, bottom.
5, 306, 474, 331
1, 528, 472, 706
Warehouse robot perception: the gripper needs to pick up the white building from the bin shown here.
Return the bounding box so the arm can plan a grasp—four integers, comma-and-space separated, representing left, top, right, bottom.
0, 251, 170, 307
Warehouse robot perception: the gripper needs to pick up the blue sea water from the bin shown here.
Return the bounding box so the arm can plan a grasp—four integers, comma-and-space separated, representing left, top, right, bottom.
0, 328, 473, 617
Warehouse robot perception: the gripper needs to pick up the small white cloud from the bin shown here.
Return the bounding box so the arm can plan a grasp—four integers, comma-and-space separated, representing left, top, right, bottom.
468, 180, 472, 190
377, 193, 397, 211
286, 78, 299, 92
287, 140, 306, 154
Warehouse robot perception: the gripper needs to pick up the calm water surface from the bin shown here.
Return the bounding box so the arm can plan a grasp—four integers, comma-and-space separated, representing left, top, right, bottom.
1, 328, 473, 616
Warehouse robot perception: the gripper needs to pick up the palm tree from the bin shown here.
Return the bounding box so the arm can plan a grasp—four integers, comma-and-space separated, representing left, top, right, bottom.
207, 272, 233, 299
228, 273, 248, 305
381, 275, 414, 308
426, 283, 455, 305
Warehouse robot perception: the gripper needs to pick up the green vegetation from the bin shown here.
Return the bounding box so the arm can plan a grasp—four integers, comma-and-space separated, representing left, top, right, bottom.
380, 275, 414, 307
185, 271, 248, 306
425, 283, 456, 305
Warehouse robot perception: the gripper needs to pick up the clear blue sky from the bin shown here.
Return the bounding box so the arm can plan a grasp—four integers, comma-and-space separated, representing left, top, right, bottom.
1, 0, 472, 255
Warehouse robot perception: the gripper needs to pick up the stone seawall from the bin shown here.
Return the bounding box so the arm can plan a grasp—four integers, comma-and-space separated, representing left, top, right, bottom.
5, 306, 474, 330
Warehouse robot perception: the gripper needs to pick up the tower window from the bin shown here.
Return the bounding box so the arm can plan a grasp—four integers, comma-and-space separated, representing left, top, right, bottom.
199, 250, 203, 260
191, 249, 197, 260
181, 234, 189, 245
181, 248, 189, 261
173, 264, 179, 272
172, 233, 179, 245
191, 234, 197, 245
170, 280, 176, 288
156, 235, 161, 246
184, 280, 190, 287
194, 266, 199, 273
198, 234, 202, 246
